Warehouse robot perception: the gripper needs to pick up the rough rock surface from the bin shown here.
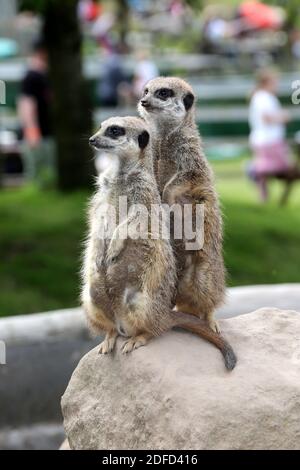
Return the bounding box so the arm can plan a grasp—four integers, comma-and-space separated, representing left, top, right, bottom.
62, 308, 300, 450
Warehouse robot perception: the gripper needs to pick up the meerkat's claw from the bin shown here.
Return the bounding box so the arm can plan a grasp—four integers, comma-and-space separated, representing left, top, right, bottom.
209, 319, 221, 334
98, 332, 118, 354
121, 335, 149, 354
98, 339, 114, 354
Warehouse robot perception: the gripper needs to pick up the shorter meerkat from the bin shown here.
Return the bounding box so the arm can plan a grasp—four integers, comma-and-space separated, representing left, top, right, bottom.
82, 116, 236, 369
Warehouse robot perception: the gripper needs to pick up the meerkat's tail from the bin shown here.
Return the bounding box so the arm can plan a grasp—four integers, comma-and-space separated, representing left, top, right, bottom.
171, 310, 237, 370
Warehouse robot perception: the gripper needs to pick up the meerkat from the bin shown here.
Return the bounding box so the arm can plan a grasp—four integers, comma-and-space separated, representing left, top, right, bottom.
81, 116, 236, 369
138, 77, 226, 334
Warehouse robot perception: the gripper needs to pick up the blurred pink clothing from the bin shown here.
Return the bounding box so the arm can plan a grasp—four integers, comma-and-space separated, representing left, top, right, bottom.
252, 141, 290, 175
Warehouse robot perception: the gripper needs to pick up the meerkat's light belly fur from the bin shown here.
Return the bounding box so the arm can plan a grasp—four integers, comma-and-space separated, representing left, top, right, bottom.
82, 186, 151, 336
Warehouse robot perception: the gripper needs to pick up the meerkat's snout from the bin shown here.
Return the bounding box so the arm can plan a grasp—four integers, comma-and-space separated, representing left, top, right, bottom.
89, 134, 110, 150
139, 95, 154, 114
140, 98, 150, 108
89, 123, 127, 151
89, 136, 98, 147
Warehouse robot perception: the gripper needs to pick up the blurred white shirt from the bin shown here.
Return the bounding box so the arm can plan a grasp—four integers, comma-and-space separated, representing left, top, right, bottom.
249, 90, 285, 147
134, 60, 158, 97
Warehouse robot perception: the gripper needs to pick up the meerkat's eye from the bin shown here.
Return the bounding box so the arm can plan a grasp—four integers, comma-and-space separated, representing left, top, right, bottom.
105, 126, 126, 139
155, 88, 174, 100
144, 88, 148, 95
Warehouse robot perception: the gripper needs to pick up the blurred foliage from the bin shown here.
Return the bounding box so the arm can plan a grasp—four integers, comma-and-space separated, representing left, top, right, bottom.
154, 28, 201, 55
185, 0, 204, 11
265, 0, 300, 29
19, 0, 58, 13
0, 186, 88, 316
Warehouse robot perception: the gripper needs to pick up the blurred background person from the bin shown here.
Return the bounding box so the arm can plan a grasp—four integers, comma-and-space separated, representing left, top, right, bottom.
248, 69, 291, 202
132, 50, 158, 100
97, 43, 127, 107
18, 38, 55, 185
291, 29, 300, 61
78, 0, 102, 23
90, 9, 115, 51
95, 42, 129, 174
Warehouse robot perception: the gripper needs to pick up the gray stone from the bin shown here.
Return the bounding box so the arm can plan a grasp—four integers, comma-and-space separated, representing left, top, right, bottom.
62, 308, 300, 450
59, 438, 70, 450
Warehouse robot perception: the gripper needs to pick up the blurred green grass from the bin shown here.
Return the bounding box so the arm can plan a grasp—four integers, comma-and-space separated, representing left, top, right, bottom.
0, 186, 88, 317
214, 159, 300, 286
0, 160, 299, 317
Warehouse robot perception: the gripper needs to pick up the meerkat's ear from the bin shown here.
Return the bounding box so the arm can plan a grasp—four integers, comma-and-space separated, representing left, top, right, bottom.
138, 130, 150, 149
183, 92, 194, 111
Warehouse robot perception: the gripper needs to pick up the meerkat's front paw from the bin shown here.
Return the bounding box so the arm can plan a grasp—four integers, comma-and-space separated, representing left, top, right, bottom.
106, 237, 125, 265
121, 334, 149, 354
98, 332, 118, 354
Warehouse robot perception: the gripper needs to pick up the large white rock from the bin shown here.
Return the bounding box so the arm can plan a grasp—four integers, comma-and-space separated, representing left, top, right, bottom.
61, 308, 300, 450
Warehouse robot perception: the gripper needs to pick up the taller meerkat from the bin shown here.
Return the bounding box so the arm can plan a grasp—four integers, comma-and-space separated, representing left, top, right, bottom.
138, 77, 225, 332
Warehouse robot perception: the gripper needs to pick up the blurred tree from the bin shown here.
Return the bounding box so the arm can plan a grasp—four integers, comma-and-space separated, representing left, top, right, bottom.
116, 0, 129, 49
283, 0, 300, 30
19, 0, 95, 191
185, 0, 204, 11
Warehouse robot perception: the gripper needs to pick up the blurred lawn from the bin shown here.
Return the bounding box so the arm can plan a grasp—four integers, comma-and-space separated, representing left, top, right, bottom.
0, 160, 300, 317
0, 186, 87, 317
214, 159, 300, 287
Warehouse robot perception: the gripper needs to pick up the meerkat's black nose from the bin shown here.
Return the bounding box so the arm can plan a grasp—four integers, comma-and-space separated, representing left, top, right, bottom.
140, 99, 149, 107
89, 137, 97, 146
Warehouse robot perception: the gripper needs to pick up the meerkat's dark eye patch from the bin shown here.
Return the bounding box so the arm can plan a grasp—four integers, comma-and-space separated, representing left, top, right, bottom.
183, 92, 194, 111
138, 130, 150, 149
105, 125, 126, 139
143, 88, 149, 95
155, 88, 174, 100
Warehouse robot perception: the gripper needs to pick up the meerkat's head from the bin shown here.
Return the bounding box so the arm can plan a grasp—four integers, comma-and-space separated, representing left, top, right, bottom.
138, 77, 195, 127
89, 116, 150, 161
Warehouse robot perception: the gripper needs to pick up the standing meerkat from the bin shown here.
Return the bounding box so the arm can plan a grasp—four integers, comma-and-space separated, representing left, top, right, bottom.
82, 116, 236, 369
138, 77, 225, 333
